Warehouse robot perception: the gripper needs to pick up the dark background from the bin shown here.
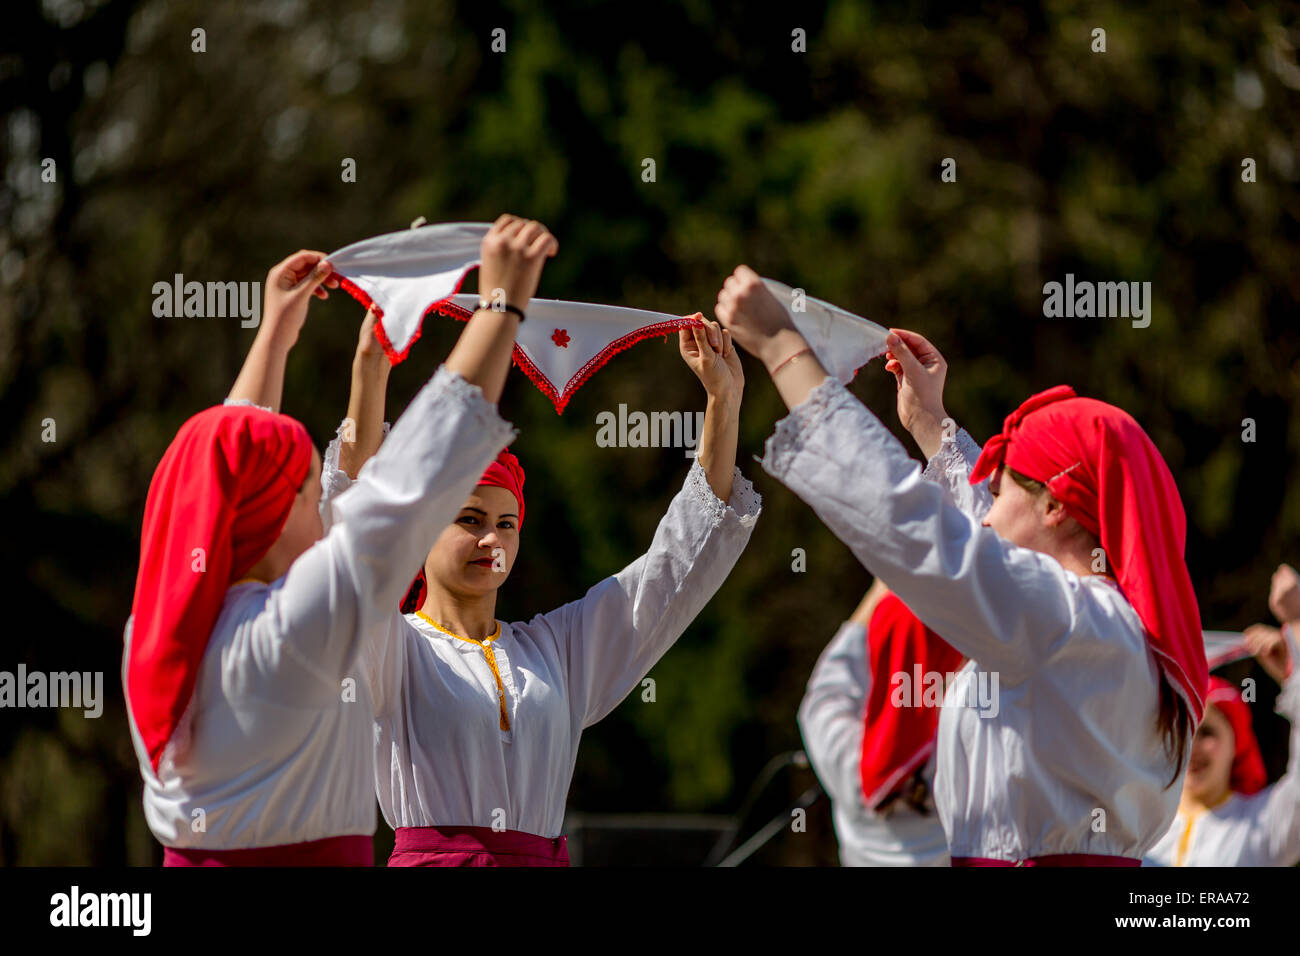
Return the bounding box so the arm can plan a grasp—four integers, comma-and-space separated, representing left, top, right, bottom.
2, 0, 1298, 865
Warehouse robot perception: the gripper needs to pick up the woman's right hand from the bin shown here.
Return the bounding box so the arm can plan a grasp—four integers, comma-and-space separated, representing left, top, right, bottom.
1269, 563, 1300, 626
1245, 623, 1291, 685
884, 328, 950, 459
477, 215, 558, 311
354, 306, 388, 368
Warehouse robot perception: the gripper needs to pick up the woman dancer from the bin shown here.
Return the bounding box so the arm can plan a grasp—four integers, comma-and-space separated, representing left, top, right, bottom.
715, 265, 1207, 866
124, 216, 554, 865
324, 312, 761, 865
799, 580, 963, 866
1146, 564, 1300, 865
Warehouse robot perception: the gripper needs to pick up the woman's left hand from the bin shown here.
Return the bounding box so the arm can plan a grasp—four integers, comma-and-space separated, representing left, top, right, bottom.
679, 313, 743, 401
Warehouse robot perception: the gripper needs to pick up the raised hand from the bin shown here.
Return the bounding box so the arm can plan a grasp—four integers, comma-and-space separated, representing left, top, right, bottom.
1270, 563, 1300, 626
477, 215, 559, 313
340, 306, 392, 480
355, 305, 387, 365
263, 250, 339, 348
227, 249, 340, 413
884, 328, 950, 459
1244, 623, 1291, 685
713, 265, 802, 369
679, 314, 743, 402
446, 215, 557, 404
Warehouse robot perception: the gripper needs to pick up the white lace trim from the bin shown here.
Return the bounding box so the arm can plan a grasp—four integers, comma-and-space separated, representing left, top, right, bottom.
322, 418, 392, 489
433, 365, 507, 435
762, 376, 847, 471
223, 397, 272, 413
921, 427, 981, 485
319, 365, 506, 509
683, 459, 763, 529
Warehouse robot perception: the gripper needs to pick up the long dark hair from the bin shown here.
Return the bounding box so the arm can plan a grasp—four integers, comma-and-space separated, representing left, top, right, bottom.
1004, 467, 1192, 787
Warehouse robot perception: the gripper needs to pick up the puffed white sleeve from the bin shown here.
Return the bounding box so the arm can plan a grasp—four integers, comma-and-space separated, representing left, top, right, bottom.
1256, 626, 1300, 865
233, 366, 514, 705
920, 427, 993, 520
530, 460, 761, 728
798, 621, 870, 811
762, 377, 1086, 684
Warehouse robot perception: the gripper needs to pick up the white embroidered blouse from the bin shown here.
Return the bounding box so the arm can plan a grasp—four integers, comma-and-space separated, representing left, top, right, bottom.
763, 378, 1184, 861
320, 433, 762, 839
798, 620, 951, 866
1145, 628, 1300, 866
124, 367, 514, 849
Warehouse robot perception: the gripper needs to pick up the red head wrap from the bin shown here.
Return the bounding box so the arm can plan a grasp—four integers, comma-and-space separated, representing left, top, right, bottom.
1205, 677, 1267, 795
127, 405, 313, 771
859, 593, 965, 808
968, 385, 1208, 723
400, 449, 525, 613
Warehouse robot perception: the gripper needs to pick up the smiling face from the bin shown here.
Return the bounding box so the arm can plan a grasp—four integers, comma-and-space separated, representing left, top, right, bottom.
1183, 704, 1235, 805
423, 485, 521, 600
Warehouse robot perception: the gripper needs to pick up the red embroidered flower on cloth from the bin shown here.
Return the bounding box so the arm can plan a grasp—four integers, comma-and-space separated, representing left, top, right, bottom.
551, 328, 570, 348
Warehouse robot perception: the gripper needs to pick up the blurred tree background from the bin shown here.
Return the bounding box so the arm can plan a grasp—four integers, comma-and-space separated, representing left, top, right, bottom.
1, 0, 1298, 865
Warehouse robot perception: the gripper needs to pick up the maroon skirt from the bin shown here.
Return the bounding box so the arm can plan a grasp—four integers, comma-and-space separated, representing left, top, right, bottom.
389, 825, 569, 867
163, 834, 373, 867
952, 853, 1140, 867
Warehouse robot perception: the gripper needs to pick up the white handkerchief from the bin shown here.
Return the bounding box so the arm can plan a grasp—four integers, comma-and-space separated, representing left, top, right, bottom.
327, 223, 489, 361
443, 294, 696, 413
761, 278, 889, 384
327, 224, 697, 413
1202, 630, 1251, 669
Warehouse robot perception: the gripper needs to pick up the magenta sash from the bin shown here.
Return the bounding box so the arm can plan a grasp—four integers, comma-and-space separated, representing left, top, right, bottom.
163, 834, 372, 867
389, 825, 569, 867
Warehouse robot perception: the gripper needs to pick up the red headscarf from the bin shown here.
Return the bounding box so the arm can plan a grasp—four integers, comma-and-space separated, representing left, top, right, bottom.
969, 385, 1208, 723
127, 405, 313, 772
401, 449, 525, 613
1205, 677, 1267, 795
859, 593, 965, 807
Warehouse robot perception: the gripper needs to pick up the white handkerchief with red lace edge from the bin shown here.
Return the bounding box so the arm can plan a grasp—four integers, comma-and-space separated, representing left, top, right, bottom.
327, 222, 490, 362
327, 223, 700, 413
440, 294, 698, 414
761, 278, 890, 384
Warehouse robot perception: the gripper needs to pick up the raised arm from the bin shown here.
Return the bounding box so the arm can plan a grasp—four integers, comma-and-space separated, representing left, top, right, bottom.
338, 307, 391, 479
681, 314, 743, 501
245, 216, 557, 698
227, 250, 339, 412
538, 319, 760, 727
445, 215, 557, 402
716, 267, 1084, 682
1246, 614, 1300, 864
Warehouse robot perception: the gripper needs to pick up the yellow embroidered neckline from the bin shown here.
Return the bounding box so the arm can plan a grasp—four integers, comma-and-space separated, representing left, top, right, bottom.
414, 611, 501, 644
414, 611, 510, 731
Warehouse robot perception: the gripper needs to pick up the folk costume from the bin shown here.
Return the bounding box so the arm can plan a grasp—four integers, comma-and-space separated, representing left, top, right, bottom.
798, 592, 963, 865
320, 428, 761, 865
763, 380, 1208, 865
123, 368, 513, 865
